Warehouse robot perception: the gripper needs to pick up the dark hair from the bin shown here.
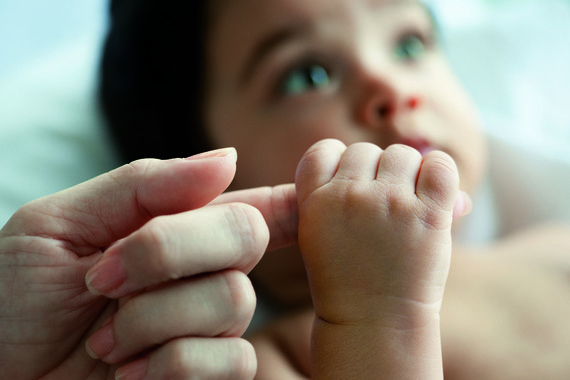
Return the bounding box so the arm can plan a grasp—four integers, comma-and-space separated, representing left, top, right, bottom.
99, 0, 212, 163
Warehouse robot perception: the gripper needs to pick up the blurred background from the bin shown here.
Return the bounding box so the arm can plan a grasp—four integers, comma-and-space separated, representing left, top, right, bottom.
0, 0, 107, 80
0, 0, 118, 227
1, 0, 569, 235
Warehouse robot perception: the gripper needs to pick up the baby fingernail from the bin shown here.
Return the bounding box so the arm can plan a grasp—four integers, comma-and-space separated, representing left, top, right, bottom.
85, 249, 126, 296
86, 317, 115, 360
453, 191, 473, 220
116, 357, 148, 380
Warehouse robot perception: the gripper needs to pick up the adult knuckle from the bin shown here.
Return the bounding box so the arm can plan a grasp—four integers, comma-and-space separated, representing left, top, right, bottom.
123, 158, 156, 178
225, 203, 269, 256
157, 338, 256, 380
221, 270, 256, 330
227, 338, 257, 379
158, 340, 195, 378
107, 159, 155, 189
136, 217, 178, 277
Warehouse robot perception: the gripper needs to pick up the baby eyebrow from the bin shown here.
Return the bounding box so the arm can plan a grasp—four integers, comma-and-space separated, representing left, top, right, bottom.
239, 24, 311, 87
237, 0, 433, 87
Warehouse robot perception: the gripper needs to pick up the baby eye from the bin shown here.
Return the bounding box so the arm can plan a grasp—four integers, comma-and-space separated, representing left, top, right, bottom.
394, 33, 427, 62
281, 64, 331, 95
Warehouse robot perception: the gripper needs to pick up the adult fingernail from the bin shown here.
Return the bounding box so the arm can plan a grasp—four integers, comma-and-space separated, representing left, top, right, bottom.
86, 317, 115, 360
116, 357, 148, 380
85, 248, 126, 296
186, 147, 237, 162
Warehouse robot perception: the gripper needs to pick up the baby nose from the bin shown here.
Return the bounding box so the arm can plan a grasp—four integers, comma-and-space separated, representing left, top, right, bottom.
355, 70, 421, 129
406, 96, 422, 110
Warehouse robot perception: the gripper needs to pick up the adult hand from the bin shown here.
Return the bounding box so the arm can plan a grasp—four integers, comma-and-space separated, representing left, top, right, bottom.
0, 148, 298, 379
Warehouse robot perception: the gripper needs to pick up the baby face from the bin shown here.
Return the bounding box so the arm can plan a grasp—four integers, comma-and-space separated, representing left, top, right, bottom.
205, 0, 486, 194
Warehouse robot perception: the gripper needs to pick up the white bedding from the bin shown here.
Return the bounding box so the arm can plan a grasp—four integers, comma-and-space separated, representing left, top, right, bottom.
432, 0, 570, 241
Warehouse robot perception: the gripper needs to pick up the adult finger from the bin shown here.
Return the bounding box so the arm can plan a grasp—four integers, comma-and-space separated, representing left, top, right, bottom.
114, 338, 257, 380
210, 183, 298, 251
3, 148, 237, 253
86, 270, 255, 364
85, 203, 268, 298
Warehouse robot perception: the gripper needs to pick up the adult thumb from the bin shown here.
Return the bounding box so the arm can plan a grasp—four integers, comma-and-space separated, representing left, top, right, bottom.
2, 148, 238, 254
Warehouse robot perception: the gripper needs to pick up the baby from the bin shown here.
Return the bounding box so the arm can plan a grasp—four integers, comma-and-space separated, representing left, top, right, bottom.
100, 0, 482, 377
3, 0, 569, 379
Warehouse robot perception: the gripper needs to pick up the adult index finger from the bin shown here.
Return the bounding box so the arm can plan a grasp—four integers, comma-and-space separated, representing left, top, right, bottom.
210, 184, 298, 252
2, 149, 237, 253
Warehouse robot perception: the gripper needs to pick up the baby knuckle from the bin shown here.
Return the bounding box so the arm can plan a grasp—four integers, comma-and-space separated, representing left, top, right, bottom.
429, 151, 458, 175
417, 206, 451, 232
386, 143, 422, 158
384, 188, 415, 217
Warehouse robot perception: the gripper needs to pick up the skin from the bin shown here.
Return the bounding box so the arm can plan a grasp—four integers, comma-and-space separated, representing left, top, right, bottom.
294, 139, 460, 378
205, 0, 485, 304
4, 0, 570, 378
0, 149, 299, 379
205, 0, 570, 378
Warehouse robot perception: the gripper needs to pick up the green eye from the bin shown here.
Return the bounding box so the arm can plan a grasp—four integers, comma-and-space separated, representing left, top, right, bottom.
394, 35, 426, 62
281, 64, 330, 95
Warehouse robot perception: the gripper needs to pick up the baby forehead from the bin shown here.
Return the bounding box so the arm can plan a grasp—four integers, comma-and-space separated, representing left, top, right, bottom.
212, 0, 425, 20
207, 0, 431, 68
210, 0, 428, 36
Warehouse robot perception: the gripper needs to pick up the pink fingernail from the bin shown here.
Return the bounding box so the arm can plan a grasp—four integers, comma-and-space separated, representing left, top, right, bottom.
85, 248, 126, 296
86, 317, 115, 360
186, 147, 237, 161
116, 357, 148, 380
453, 191, 472, 220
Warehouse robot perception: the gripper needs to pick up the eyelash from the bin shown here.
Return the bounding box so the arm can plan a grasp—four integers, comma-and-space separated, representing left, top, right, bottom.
271, 26, 437, 99
394, 27, 437, 59
274, 56, 336, 98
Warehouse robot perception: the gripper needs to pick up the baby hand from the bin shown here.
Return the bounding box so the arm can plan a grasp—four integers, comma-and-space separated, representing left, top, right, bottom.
296, 139, 461, 378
